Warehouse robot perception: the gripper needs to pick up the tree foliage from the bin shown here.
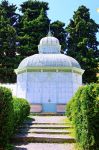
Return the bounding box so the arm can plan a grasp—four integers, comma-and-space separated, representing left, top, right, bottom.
17, 5, 50, 56
0, 0, 18, 26
0, 5, 17, 83
66, 5, 99, 83
20, 0, 49, 20
51, 20, 67, 52
17, 0, 67, 56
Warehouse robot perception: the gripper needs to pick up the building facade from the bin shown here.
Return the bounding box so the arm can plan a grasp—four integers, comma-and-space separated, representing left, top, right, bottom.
15, 33, 84, 113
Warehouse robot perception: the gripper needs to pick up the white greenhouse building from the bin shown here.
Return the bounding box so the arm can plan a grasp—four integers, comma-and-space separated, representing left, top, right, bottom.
15, 32, 84, 113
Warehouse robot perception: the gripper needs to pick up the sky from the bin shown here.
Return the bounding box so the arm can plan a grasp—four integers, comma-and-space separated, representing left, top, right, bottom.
5, 0, 99, 25
1, 0, 99, 39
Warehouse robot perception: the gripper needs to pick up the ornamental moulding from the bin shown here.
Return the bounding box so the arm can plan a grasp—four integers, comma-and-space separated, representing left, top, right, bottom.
15, 66, 84, 75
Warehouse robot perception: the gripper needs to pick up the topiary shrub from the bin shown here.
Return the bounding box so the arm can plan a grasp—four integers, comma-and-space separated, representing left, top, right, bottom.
13, 97, 30, 129
0, 86, 30, 149
66, 86, 83, 122
0, 86, 14, 148
66, 83, 99, 150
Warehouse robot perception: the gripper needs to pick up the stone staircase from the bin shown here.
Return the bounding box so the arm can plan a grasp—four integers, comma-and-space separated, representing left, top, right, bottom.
13, 116, 75, 150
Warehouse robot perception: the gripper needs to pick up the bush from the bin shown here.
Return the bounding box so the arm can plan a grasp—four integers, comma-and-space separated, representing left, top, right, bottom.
13, 97, 30, 129
66, 83, 99, 150
0, 87, 14, 148
0, 86, 30, 149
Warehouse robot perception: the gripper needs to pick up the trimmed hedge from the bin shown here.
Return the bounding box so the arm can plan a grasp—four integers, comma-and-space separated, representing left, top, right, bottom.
0, 86, 30, 149
66, 83, 99, 150
13, 97, 30, 129
0, 87, 14, 148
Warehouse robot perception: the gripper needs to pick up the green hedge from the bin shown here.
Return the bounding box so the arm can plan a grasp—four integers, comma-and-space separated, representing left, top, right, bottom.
0, 87, 14, 148
66, 83, 99, 150
13, 97, 30, 129
0, 86, 30, 149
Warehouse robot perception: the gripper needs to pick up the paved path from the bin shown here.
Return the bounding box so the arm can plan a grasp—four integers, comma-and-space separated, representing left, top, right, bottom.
14, 116, 75, 150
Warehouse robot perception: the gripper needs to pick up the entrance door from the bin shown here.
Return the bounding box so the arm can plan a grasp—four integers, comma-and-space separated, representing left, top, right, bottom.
42, 80, 57, 112
42, 103, 56, 112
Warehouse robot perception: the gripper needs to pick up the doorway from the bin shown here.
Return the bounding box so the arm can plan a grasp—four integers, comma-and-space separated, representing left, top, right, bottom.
42, 103, 56, 112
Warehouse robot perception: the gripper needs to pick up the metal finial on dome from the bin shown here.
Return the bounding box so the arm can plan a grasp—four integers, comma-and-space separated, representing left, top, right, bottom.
47, 23, 53, 37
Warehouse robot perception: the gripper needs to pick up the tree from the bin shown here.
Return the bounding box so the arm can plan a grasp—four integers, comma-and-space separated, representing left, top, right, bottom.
66, 5, 99, 83
20, 0, 49, 20
0, 11, 16, 57
51, 21, 67, 52
0, 8, 17, 83
17, 1, 50, 56
0, 1, 23, 83
0, 0, 67, 83
17, 1, 67, 56
0, 0, 18, 26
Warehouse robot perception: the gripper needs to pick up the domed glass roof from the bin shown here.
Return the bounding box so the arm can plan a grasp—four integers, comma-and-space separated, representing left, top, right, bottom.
38, 32, 61, 54
18, 54, 81, 69
40, 31, 60, 46
17, 32, 81, 71
40, 36, 60, 46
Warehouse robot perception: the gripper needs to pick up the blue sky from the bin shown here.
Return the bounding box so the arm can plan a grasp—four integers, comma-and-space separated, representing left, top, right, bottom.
2, 0, 99, 39
7, 0, 99, 25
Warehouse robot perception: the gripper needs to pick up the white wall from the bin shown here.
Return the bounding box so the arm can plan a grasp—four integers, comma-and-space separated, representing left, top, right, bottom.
17, 73, 27, 99
72, 73, 82, 94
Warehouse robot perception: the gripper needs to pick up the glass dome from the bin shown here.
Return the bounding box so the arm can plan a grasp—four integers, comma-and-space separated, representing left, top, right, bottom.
40, 36, 60, 46
38, 32, 61, 54
18, 54, 81, 69
17, 33, 81, 70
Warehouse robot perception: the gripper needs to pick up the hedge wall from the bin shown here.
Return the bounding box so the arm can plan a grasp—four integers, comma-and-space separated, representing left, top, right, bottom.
13, 97, 30, 129
0, 87, 14, 148
0, 86, 30, 149
66, 83, 99, 150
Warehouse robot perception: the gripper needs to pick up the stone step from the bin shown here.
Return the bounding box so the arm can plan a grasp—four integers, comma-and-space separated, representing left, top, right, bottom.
20, 125, 73, 129
27, 116, 66, 124
19, 128, 71, 134
23, 122, 70, 125
12, 133, 75, 143
14, 143, 75, 150
30, 113, 64, 116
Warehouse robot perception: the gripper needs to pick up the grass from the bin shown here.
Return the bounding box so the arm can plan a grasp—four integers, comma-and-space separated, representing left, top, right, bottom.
24, 115, 35, 122
63, 117, 72, 123
63, 117, 75, 138
64, 117, 83, 150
